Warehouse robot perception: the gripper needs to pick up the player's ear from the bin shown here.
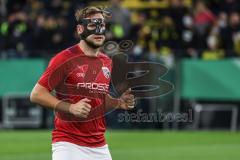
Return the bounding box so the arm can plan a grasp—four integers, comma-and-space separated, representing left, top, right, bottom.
76, 24, 84, 35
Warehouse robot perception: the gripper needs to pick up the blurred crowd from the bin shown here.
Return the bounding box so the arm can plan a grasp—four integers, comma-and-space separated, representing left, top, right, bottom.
1, 0, 240, 63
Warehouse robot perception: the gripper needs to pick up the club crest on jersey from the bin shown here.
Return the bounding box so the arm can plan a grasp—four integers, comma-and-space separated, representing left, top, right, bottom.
102, 67, 110, 79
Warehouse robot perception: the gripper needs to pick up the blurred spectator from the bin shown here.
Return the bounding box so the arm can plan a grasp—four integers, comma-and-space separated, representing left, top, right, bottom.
201, 25, 224, 60
217, 12, 228, 29
158, 16, 179, 50
194, 1, 216, 35
31, 13, 72, 57
0, 0, 6, 18
129, 12, 147, 61
0, 11, 31, 58
107, 0, 132, 41
168, 0, 188, 38
192, 1, 216, 53
220, 12, 240, 57
1, 0, 240, 60
181, 13, 198, 58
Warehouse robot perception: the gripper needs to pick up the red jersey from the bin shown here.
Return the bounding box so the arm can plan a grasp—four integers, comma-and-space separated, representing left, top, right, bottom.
38, 44, 112, 147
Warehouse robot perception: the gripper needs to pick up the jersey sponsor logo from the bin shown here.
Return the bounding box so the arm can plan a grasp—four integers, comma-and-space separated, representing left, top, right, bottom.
102, 67, 110, 79
76, 73, 85, 77
77, 82, 109, 92
76, 65, 88, 78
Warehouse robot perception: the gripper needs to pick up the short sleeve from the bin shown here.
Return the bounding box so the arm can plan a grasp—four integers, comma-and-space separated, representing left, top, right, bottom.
38, 51, 68, 91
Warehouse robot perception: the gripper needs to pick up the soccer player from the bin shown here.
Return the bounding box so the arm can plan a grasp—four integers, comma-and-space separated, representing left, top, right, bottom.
30, 6, 135, 160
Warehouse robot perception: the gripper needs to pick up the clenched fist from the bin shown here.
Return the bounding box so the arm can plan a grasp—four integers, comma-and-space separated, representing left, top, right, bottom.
69, 98, 92, 118
118, 88, 135, 110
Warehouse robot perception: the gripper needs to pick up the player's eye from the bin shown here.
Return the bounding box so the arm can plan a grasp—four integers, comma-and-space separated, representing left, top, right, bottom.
87, 24, 96, 30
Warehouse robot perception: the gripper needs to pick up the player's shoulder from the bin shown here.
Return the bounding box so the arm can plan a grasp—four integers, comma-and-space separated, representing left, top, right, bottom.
49, 45, 80, 64
98, 52, 112, 62
55, 45, 80, 59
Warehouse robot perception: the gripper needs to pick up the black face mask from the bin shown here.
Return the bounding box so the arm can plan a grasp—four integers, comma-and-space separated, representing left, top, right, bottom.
78, 18, 106, 40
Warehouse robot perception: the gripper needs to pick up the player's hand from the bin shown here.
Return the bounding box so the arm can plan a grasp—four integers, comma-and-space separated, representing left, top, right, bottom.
118, 88, 135, 110
69, 98, 92, 118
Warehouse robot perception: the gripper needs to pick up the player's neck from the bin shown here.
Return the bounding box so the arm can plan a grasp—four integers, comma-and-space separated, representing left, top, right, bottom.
79, 41, 99, 57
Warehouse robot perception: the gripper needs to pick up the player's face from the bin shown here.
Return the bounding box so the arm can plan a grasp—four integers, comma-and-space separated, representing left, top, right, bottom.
85, 13, 106, 48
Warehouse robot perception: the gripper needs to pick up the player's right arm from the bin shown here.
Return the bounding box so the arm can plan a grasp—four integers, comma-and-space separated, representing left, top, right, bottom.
30, 51, 91, 119
30, 83, 61, 111
30, 85, 91, 118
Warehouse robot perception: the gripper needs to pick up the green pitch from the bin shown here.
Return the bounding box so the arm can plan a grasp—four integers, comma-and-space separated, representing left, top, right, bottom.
0, 130, 239, 160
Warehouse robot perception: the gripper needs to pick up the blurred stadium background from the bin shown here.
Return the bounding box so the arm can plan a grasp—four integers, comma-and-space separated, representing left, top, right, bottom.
0, 0, 240, 160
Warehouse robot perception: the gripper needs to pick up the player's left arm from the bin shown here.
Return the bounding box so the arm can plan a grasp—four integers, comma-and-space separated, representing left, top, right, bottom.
105, 88, 135, 110
104, 58, 135, 110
